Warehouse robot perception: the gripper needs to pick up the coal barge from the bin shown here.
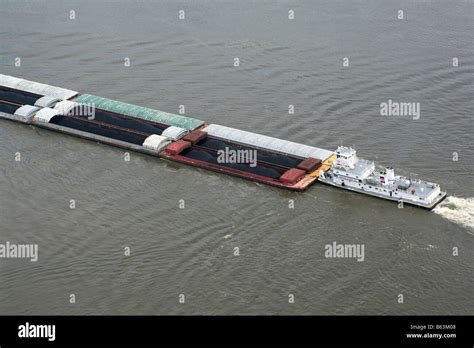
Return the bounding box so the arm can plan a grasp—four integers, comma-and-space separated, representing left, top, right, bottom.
0, 74, 445, 208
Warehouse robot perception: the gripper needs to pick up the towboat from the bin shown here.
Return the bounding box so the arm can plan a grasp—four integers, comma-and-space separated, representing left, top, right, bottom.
318, 146, 447, 209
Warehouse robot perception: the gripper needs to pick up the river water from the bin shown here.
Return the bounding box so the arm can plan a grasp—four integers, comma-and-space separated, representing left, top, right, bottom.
0, 0, 473, 315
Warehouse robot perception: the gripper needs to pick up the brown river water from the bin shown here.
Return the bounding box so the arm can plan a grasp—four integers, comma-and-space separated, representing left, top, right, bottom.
0, 0, 472, 314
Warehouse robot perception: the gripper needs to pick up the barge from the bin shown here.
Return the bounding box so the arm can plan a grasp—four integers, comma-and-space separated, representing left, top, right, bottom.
0, 74, 334, 191
160, 127, 335, 191
0, 74, 446, 207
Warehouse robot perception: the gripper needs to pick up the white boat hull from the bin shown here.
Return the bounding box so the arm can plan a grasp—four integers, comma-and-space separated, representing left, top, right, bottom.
319, 177, 447, 210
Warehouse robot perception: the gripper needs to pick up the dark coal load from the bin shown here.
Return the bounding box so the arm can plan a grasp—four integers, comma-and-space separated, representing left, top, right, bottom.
226, 162, 282, 179
198, 138, 300, 168
182, 148, 282, 180
0, 101, 21, 114
0, 87, 41, 105
182, 149, 217, 163
88, 110, 165, 135
50, 116, 147, 145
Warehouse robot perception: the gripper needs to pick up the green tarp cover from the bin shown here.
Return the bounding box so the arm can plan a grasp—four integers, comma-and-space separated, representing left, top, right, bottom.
73, 94, 204, 131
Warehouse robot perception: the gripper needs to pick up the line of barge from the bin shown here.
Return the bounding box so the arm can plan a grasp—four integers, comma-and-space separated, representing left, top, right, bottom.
0, 74, 335, 191
0, 74, 446, 208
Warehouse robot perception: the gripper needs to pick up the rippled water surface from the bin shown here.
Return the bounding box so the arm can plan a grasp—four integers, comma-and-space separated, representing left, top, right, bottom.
0, 0, 473, 314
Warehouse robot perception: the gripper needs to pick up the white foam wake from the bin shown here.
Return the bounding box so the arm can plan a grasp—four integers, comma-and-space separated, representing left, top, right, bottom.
433, 196, 474, 233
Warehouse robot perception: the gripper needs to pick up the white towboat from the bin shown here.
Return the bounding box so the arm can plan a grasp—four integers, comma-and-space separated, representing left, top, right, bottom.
318, 146, 447, 209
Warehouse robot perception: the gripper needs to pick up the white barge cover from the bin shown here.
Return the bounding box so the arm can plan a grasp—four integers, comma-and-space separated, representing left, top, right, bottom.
34, 107, 60, 123
142, 134, 171, 152
161, 126, 188, 141
204, 124, 335, 161
0, 74, 78, 100
14, 105, 39, 118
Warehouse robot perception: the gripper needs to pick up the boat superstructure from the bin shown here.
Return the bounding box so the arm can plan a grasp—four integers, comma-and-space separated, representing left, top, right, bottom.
318, 146, 447, 209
